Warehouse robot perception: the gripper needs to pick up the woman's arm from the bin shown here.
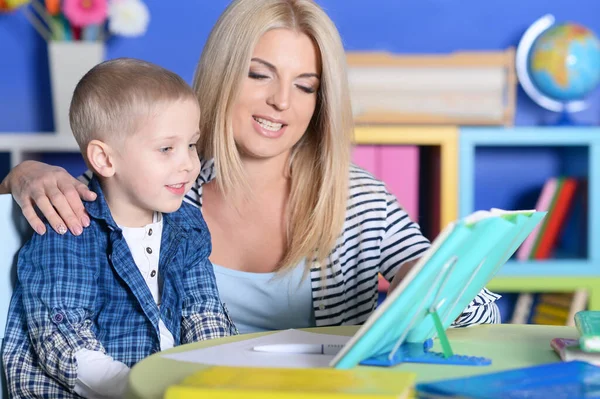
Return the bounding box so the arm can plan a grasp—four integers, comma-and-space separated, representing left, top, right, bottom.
381, 192, 501, 326
388, 258, 418, 293
2, 160, 96, 235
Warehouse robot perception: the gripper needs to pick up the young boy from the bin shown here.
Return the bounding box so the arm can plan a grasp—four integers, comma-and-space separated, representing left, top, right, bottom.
2, 58, 237, 398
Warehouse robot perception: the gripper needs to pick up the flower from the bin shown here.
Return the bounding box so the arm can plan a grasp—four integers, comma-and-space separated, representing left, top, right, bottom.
63, 0, 108, 27
6, 0, 149, 40
108, 0, 149, 37
0, 0, 29, 12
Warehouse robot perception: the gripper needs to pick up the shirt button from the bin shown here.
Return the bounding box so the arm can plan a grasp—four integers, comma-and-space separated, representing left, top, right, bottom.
146, 247, 153, 254
53, 313, 64, 323
148, 228, 153, 236
150, 270, 157, 278
319, 304, 325, 311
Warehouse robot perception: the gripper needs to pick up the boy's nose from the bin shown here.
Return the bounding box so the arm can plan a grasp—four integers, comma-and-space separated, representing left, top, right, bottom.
180, 151, 197, 172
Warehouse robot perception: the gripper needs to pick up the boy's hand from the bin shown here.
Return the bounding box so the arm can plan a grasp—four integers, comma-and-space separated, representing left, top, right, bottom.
5, 160, 96, 236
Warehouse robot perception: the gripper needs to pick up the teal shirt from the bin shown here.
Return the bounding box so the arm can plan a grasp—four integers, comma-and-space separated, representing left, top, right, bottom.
213, 262, 315, 334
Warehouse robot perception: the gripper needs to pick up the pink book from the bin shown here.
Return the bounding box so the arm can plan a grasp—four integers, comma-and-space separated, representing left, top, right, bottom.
352, 145, 420, 222
515, 178, 558, 261
379, 146, 419, 222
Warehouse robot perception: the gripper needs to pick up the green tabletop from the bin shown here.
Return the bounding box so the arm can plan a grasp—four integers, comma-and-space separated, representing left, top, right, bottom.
126, 324, 577, 399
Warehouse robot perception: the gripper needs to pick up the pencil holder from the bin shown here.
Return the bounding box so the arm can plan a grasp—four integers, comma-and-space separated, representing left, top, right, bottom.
48, 41, 104, 138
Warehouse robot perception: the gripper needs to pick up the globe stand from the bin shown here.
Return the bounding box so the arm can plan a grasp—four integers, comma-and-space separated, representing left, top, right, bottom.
554, 110, 576, 126
548, 110, 590, 127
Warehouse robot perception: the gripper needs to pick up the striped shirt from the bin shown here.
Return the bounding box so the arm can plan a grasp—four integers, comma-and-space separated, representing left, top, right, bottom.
185, 159, 501, 328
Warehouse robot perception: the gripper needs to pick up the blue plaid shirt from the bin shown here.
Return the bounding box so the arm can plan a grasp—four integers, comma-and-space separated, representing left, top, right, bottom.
2, 176, 237, 398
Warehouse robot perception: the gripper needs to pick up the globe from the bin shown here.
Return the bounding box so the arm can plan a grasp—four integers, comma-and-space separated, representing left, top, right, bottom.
516, 14, 600, 123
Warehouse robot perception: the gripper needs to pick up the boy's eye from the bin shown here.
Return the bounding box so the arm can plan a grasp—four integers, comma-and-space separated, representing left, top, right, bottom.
159, 147, 172, 153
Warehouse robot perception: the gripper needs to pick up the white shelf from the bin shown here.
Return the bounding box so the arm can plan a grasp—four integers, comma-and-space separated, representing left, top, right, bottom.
0, 132, 80, 167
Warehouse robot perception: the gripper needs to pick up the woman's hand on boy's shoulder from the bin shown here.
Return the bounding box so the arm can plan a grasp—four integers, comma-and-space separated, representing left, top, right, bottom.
6, 160, 97, 237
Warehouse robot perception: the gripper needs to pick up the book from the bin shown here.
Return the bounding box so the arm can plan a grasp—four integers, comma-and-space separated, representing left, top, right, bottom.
531, 291, 588, 327
533, 177, 578, 259
551, 337, 600, 365
510, 292, 534, 324
415, 361, 600, 398
575, 310, 600, 352
164, 366, 415, 399
515, 178, 557, 260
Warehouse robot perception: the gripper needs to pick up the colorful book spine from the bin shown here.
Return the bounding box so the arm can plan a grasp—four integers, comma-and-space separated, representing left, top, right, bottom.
515, 178, 557, 260
529, 177, 564, 259
533, 178, 578, 259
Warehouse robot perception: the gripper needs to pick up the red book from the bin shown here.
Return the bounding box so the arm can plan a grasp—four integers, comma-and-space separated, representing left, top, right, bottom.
533, 178, 578, 259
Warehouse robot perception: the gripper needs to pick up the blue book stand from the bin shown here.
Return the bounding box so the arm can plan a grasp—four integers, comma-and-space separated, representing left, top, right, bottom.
330, 209, 547, 369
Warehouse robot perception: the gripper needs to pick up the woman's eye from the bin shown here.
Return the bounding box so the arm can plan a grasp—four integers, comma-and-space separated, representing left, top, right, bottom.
188, 143, 198, 150
249, 71, 268, 80
297, 85, 316, 94
159, 147, 172, 153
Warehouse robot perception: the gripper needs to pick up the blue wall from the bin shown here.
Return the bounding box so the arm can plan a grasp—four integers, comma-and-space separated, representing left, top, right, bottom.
2, 0, 600, 134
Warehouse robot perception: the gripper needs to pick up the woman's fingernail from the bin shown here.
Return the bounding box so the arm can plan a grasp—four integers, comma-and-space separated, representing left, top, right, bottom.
36, 225, 46, 235
81, 215, 90, 227
73, 226, 83, 236
57, 225, 67, 235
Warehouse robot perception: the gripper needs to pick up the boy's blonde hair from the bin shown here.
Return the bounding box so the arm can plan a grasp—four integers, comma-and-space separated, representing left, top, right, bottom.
193, 0, 353, 273
70, 58, 197, 153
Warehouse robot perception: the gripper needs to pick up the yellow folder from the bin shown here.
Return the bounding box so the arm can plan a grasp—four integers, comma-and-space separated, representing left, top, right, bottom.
164, 366, 415, 399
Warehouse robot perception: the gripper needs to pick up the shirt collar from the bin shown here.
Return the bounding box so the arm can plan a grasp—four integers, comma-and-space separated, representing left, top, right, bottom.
85, 175, 120, 230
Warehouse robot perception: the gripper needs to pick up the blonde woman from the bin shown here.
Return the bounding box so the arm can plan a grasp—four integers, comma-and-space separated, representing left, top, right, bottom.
1, 0, 500, 333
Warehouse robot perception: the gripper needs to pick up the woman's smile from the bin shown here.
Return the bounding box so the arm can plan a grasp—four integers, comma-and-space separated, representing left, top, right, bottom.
252, 115, 288, 138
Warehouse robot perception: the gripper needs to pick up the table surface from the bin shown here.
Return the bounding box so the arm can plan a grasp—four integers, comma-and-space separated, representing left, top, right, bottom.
125, 324, 578, 399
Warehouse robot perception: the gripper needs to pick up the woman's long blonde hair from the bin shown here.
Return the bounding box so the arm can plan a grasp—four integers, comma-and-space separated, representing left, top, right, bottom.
193, 0, 353, 272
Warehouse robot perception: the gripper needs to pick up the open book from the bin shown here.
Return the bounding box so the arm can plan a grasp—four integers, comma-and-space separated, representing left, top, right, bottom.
331, 208, 547, 369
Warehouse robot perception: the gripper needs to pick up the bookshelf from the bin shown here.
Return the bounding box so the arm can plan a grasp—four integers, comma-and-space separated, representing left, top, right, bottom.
459, 127, 600, 310
354, 126, 458, 230
3, 126, 600, 311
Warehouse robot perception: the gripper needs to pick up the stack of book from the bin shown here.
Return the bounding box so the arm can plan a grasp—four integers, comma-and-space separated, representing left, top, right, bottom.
511, 291, 588, 326
551, 310, 600, 365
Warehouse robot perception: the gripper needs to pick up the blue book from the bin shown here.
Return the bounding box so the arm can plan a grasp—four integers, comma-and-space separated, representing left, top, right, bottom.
416, 361, 600, 398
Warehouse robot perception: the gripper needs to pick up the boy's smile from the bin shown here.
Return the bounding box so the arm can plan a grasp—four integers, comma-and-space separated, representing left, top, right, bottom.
165, 182, 189, 196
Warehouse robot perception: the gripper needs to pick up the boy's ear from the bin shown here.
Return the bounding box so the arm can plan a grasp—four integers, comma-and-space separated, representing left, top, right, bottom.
87, 140, 116, 178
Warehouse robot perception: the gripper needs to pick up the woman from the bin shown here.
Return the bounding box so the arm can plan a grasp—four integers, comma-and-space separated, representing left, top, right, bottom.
0, 0, 500, 333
